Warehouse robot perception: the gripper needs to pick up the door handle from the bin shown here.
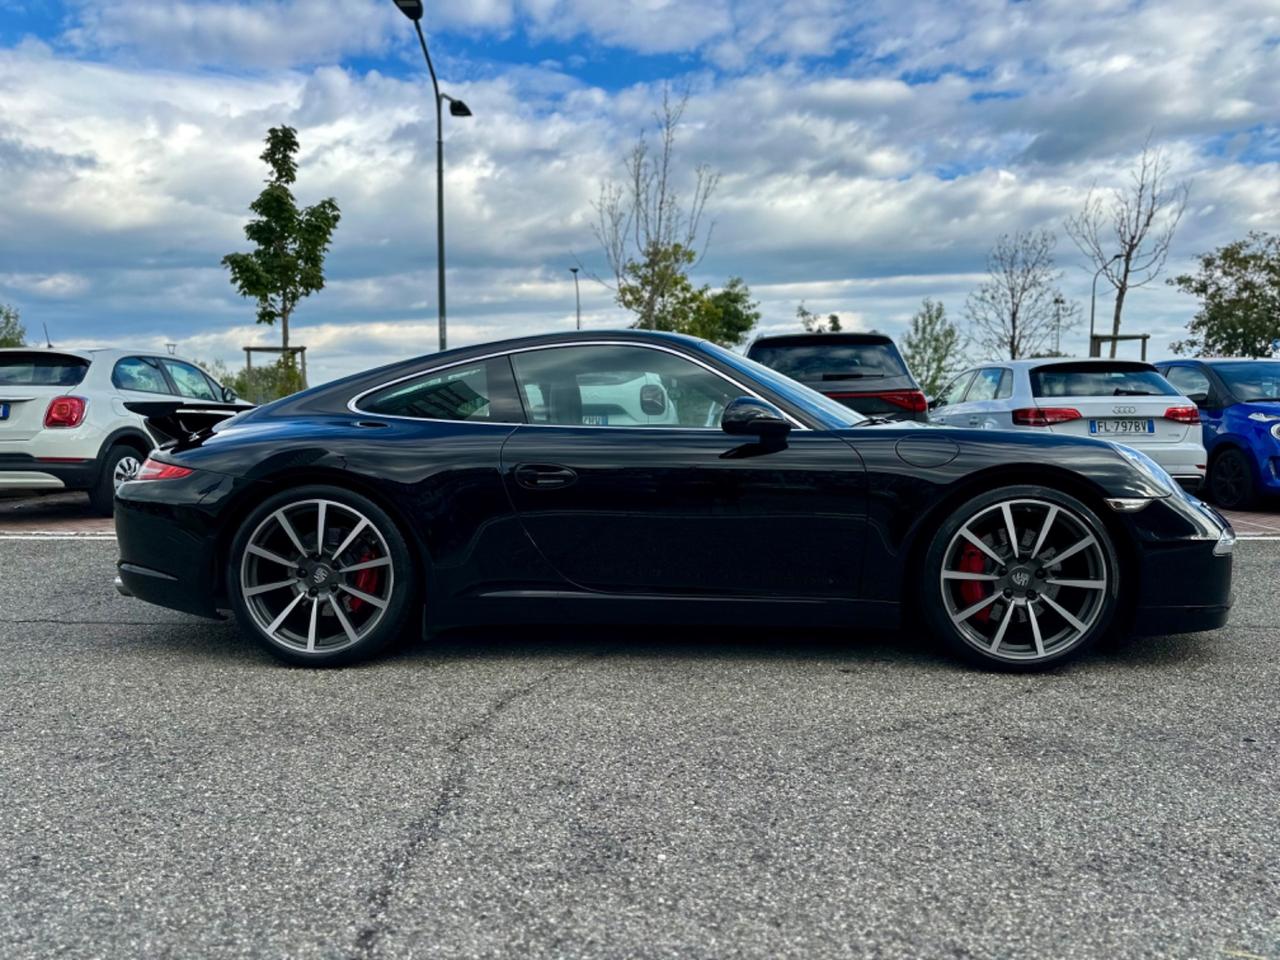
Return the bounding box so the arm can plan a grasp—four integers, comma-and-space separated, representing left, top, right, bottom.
967, 416, 980, 426
514, 463, 578, 490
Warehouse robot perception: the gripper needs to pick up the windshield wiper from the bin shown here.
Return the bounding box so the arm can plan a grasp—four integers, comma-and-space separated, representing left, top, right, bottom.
821, 372, 885, 380
851, 416, 896, 426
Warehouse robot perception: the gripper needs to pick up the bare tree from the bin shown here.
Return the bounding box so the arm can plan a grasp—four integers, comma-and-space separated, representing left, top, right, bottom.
591, 86, 720, 329
1065, 139, 1190, 357
966, 229, 1079, 360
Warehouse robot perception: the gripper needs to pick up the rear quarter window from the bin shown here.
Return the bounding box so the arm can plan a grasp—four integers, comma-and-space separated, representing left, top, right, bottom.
0, 352, 89, 387
1030, 364, 1177, 398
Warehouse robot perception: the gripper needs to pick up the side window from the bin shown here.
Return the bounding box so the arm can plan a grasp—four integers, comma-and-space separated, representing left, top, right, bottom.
1165, 365, 1212, 402
937, 371, 976, 408
358, 358, 522, 422
112, 356, 169, 394
996, 369, 1013, 400
510, 345, 742, 428
965, 368, 1007, 403
161, 359, 218, 401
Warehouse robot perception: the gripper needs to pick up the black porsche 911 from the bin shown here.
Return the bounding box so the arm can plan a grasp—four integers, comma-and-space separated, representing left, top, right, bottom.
114, 330, 1235, 670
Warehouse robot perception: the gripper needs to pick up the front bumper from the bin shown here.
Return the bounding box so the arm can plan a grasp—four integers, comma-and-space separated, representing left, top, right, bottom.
1127, 494, 1234, 635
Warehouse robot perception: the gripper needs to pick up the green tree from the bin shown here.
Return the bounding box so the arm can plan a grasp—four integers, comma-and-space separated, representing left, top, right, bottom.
1170, 232, 1280, 357
797, 302, 842, 333
222, 126, 341, 352
615, 243, 759, 347
0, 304, 25, 347
902, 298, 964, 396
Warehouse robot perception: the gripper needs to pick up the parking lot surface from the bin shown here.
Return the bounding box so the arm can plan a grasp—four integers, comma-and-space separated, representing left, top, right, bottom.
1, 533, 1277, 960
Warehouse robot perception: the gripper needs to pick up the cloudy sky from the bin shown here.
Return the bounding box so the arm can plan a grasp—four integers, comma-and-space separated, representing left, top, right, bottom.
0, 0, 1277, 383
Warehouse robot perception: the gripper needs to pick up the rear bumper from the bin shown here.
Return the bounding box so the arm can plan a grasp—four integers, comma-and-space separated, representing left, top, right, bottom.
0, 455, 97, 490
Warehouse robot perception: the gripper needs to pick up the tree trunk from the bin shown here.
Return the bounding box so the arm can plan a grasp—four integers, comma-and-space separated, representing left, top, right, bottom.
1109, 284, 1127, 358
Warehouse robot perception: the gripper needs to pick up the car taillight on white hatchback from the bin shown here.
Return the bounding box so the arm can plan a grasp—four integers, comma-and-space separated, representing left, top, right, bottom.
44, 396, 87, 428
134, 456, 195, 481
1163, 406, 1201, 424
1012, 407, 1081, 427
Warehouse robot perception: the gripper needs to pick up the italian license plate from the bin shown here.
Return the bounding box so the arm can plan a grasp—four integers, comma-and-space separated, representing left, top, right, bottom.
581, 414, 609, 425
0, 402, 8, 421
1090, 418, 1154, 435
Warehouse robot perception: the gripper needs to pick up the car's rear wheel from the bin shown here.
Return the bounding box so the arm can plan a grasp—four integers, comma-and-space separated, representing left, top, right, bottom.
922, 485, 1120, 671
1207, 448, 1257, 510
89, 445, 145, 516
227, 485, 415, 666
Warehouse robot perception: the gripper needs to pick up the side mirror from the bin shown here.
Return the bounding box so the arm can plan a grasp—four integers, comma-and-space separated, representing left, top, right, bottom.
221, 385, 238, 404
721, 396, 792, 439
928, 396, 943, 411
639, 383, 667, 417
1186, 391, 1209, 408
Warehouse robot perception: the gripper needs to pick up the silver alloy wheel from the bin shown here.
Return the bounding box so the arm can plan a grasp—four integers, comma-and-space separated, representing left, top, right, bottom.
239, 498, 395, 655
939, 497, 1108, 662
113, 455, 143, 491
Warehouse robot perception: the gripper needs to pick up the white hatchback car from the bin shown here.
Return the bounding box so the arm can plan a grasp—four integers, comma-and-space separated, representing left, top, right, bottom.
930, 359, 1207, 492
0, 348, 246, 514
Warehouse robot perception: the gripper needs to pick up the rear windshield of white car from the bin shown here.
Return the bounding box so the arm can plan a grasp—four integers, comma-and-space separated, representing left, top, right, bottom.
1030, 363, 1178, 398
0, 352, 90, 387
746, 341, 909, 380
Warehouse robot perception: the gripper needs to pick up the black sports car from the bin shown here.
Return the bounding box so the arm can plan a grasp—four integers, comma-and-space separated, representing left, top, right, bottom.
114, 330, 1235, 670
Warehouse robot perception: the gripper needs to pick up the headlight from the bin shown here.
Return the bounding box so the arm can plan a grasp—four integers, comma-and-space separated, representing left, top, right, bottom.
1111, 442, 1175, 495
1272, 422, 1280, 442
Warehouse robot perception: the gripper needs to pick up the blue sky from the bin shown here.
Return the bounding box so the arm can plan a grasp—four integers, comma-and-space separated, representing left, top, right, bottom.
0, 0, 1277, 382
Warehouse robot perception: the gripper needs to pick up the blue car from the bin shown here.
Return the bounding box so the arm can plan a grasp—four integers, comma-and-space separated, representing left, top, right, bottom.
1156, 359, 1280, 509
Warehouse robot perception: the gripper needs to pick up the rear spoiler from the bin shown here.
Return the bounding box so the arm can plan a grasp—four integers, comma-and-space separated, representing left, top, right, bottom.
124, 401, 248, 446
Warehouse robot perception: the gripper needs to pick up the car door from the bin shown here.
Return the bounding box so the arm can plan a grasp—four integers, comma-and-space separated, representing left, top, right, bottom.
958, 367, 1013, 429
929, 370, 977, 425
499, 342, 868, 598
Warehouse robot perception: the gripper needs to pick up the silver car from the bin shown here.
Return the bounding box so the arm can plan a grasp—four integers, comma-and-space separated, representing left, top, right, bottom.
930, 359, 1207, 492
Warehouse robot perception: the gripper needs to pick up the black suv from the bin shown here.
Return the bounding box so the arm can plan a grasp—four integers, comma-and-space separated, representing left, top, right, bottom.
745, 333, 927, 421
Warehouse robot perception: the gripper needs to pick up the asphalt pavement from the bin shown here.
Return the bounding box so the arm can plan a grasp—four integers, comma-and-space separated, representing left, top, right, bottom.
0, 535, 1277, 959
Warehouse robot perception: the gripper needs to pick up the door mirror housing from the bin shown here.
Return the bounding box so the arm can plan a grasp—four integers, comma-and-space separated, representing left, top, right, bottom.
1185, 391, 1209, 408
639, 383, 667, 417
927, 396, 943, 411
721, 397, 792, 439
221, 385, 239, 404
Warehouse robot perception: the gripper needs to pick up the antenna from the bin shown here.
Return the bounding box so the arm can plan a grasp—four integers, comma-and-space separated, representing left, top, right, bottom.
42, 322, 53, 349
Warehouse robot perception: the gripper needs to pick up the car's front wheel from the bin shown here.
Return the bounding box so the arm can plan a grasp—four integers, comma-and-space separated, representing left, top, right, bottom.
227, 486, 416, 666
921, 485, 1120, 671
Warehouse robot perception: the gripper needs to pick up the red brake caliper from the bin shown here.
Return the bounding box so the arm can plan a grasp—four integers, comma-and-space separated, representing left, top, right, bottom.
957, 543, 992, 624
346, 548, 379, 613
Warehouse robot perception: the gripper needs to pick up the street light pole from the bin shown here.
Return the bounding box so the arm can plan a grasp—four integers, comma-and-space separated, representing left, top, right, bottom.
1089, 253, 1122, 358
569, 267, 581, 330
394, 0, 472, 354
1052, 294, 1064, 356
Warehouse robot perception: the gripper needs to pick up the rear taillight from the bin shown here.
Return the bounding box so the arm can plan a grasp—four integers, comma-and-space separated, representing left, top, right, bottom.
44, 396, 87, 428
134, 456, 194, 482
825, 389, 928, 413
1012, 407, 1082, 427
1163, 405, 1201, 424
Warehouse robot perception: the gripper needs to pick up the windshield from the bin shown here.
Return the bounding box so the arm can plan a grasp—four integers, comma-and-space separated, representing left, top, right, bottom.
1030, 363, 1177, 398
0, 352, 90, 387
1209, 361, 1280, 402
747, 341, 907, 380
698, 342, 867, 428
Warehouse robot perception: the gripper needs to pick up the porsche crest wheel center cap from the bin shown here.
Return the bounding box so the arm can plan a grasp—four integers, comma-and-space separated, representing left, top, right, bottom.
300, 560, 338, 594
1005, 565, 1039, 597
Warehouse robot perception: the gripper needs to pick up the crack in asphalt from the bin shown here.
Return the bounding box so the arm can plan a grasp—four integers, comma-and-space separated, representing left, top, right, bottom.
347, 651, 602, 960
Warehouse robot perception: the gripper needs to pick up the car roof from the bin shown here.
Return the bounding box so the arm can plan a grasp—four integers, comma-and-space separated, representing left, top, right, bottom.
968, 358, 1159, 371
1158, 357, 1280, 364
0, 346, 207, 365
748, 332, 894, 347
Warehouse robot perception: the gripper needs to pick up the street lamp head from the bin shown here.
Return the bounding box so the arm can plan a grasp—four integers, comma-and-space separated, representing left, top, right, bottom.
570, 266, 579, 275
448, 98, 473, 118
392, 0, 424, 21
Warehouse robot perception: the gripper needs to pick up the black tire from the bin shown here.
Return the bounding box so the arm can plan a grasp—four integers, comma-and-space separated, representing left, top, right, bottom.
920, 484, 1120, 672
227, 485, 417, 667
1207, 448, 1258, 510
89, 445, 145, 516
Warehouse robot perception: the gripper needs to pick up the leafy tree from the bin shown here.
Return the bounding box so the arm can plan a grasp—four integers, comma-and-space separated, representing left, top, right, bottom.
902, 298, 963, 396
1170, 232, 1280, 357
966, 229, 1079, 360
593, 86, 724, 333
615, 243, 759, 347
797, 302, 842, 333
222, 126, 341, 351
199, 356, 305, 405
0, 304, 25, 348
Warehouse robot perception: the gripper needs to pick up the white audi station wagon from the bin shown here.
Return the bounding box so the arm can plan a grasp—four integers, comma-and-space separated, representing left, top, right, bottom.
930, 359, 1207, 492
0, 348, 247, 514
